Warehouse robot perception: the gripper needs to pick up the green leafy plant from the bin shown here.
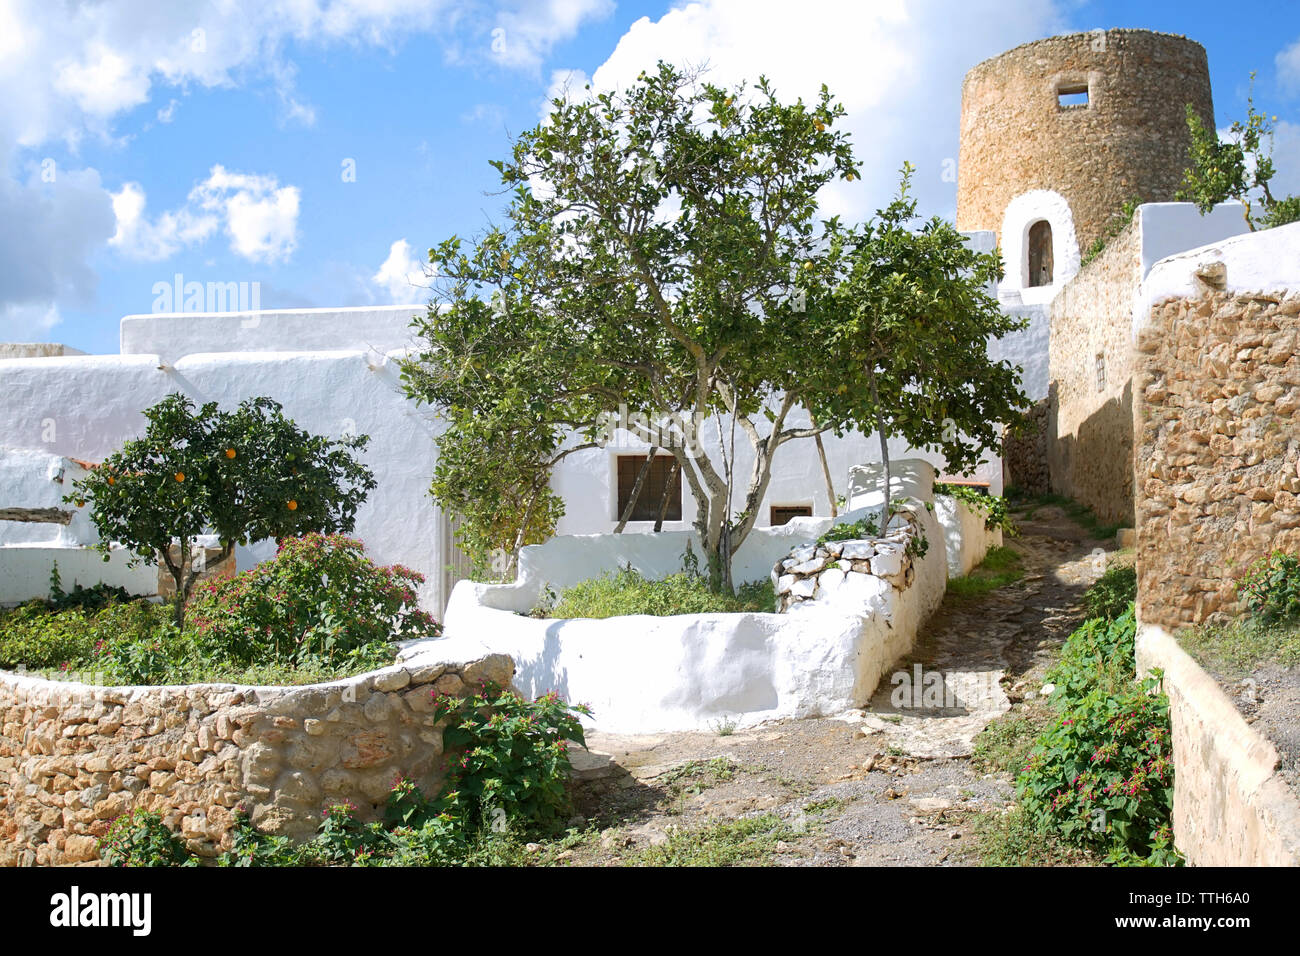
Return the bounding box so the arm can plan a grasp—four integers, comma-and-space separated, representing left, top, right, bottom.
65, 394, 376, 626
433, 682, 591, 833
1084, 564, 1138, 622
817, 515, 880, 544
1176, 75, 1299, 231
1237, 550, 1300, 625
1080, 196, 1143, 267
933, 482, 1015, 535
547, 567, 775, 618
186, 533, 436, 666
98, 809, 198, 867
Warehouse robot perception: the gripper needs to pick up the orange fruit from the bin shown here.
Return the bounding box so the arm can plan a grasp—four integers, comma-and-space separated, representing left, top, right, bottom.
107, 476, 114, 485
75, 499, 85, 508
814, 119, 825, 132
287, 500, 298, 511
225, 448, 236, 459
174, 472, 185, 482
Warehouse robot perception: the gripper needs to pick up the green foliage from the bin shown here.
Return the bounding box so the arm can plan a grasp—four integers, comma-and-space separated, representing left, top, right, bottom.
933, 482, 1015, 535
628, 813, 796, 866
946, 545, 1024, 601
808, 163, 1029, 529
65, 393, 375, 624
1176, 77, 1297, 232
98, 809, 197, 867
547, 567, 776, 618
1081, 196, 1144, 267
434, 682, 591, 833
817, 515, 879, 544
186, 533, 439, 666
1237, 550, 1300, 625
1084, 564, 1138, 622
46, 562, 135, 611
1009, 607, 1181, 865
0, 536, 426, 685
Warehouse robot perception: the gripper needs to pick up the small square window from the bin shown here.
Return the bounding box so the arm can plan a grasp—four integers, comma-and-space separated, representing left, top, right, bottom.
770, 504, 813, 527
1058, 83, 1089, 110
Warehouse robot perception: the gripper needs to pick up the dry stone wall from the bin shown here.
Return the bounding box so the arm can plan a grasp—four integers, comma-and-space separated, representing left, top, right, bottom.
1135, 286, 1300, 628
774, 514, 922, 611
956, 30, 1212, 252
1047, 215, 1143, 526
0, 652, 513, 866
1002, 399, 1050, 497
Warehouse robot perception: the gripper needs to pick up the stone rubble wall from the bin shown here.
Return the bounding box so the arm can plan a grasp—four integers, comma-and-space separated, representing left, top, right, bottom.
956, 29, 1212, 252
1047, 213, 1144, 526
1002, 399, 1051, 497
0, 652, 513, 867
1135, 286, 1300, 627
1137, 624, 1300, 865
773, 510, 922, 612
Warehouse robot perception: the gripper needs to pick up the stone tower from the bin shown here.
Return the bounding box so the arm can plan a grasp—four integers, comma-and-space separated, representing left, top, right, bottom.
956, 30, 1213, 297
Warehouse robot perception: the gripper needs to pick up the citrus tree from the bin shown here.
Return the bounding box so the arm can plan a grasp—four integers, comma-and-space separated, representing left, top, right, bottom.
401, 62, 858, 591
808, 164, 1029, 526
1177, 74, 1300, 231
67, 393, 376, 624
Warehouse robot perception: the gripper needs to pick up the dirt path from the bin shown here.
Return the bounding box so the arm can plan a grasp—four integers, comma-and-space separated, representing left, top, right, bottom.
552, 505, 1118, 866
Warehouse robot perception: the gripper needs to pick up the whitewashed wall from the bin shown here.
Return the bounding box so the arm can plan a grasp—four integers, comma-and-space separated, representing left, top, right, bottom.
429, 460, 1002, 733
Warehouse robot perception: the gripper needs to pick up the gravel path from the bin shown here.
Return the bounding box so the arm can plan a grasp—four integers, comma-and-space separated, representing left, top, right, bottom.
556, 505, 1116, 866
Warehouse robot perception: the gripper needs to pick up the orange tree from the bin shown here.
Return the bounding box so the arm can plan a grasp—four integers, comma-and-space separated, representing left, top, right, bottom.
67, 393, 375, 625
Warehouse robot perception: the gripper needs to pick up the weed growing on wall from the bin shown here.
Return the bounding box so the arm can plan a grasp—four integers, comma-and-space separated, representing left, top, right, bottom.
545, 568, 775, 618
933, 482, 1016, 535
1237, 550, 1300, 625
1083, 564, 1137, 622
98, 809, 198, 867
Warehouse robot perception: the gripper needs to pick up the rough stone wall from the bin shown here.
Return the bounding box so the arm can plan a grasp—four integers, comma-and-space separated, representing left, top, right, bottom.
1002, 399, 1050, 497
956, 30, 1212, 252
1134, 287, 1300, 628
1046, 216, 1143, 526
773, 513, 921, 611
0, 653, 513, 866
1137, 625, 1300, 865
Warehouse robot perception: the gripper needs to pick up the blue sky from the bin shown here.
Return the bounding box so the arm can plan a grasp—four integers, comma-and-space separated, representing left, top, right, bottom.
3, 0, 1298, 354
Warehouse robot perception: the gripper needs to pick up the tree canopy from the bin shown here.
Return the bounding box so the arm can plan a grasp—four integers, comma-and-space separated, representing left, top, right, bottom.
67, 393, 375, 623
402, 63, 1027, 590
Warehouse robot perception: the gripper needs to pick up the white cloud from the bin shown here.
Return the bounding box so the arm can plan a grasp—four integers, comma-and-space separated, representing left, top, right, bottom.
372, 239, 430, 303
110, 166, 300, 264
1272, 120, 1300, 197
0, 167, 115, 340
109, 181, 218, 260
156, 98, 181, 123
540, 67, 592, 120
1278, 37, 1300, 98
491, 0, 615, 71
562, 0, 1067, 223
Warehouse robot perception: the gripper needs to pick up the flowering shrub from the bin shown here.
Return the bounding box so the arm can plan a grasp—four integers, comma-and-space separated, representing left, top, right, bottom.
434, 681, 592, 832
1238, 550, 1300, 625
186, 533, 439, 665
1018, 675, 1175, 861
98, 809, 197, 867
1015, 606, 1181, 865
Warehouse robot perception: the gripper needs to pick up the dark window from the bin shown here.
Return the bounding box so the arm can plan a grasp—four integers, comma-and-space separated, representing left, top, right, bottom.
616, 455, 682, 522
1028, 220, 1054, 287
770, 504, 813, 527
1057, 83, 1089, 109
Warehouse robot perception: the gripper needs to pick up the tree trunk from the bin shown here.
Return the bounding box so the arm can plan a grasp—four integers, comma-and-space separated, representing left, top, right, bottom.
811, 414, 837, 518
653, 458, 679, 532
868, 367, 892, 532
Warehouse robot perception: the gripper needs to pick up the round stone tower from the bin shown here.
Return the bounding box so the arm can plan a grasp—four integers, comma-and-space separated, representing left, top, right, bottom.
956, 29, 1213, 296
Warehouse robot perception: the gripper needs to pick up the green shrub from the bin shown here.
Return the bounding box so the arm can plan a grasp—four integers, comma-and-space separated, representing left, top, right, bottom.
1043, 606, 1137, 701
46, 562, 135, 612
0, 604, 100, 670
1017, 674, 1174, 862
933, 482, 1016, 535
1084, 564, 1137, 622
186, 533, 439, 666
434, 682, 591, 832
98, 809, 198, 867
1238, 550, 1300, 625
817, 515, 879, 545
548, 567, 775, 618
